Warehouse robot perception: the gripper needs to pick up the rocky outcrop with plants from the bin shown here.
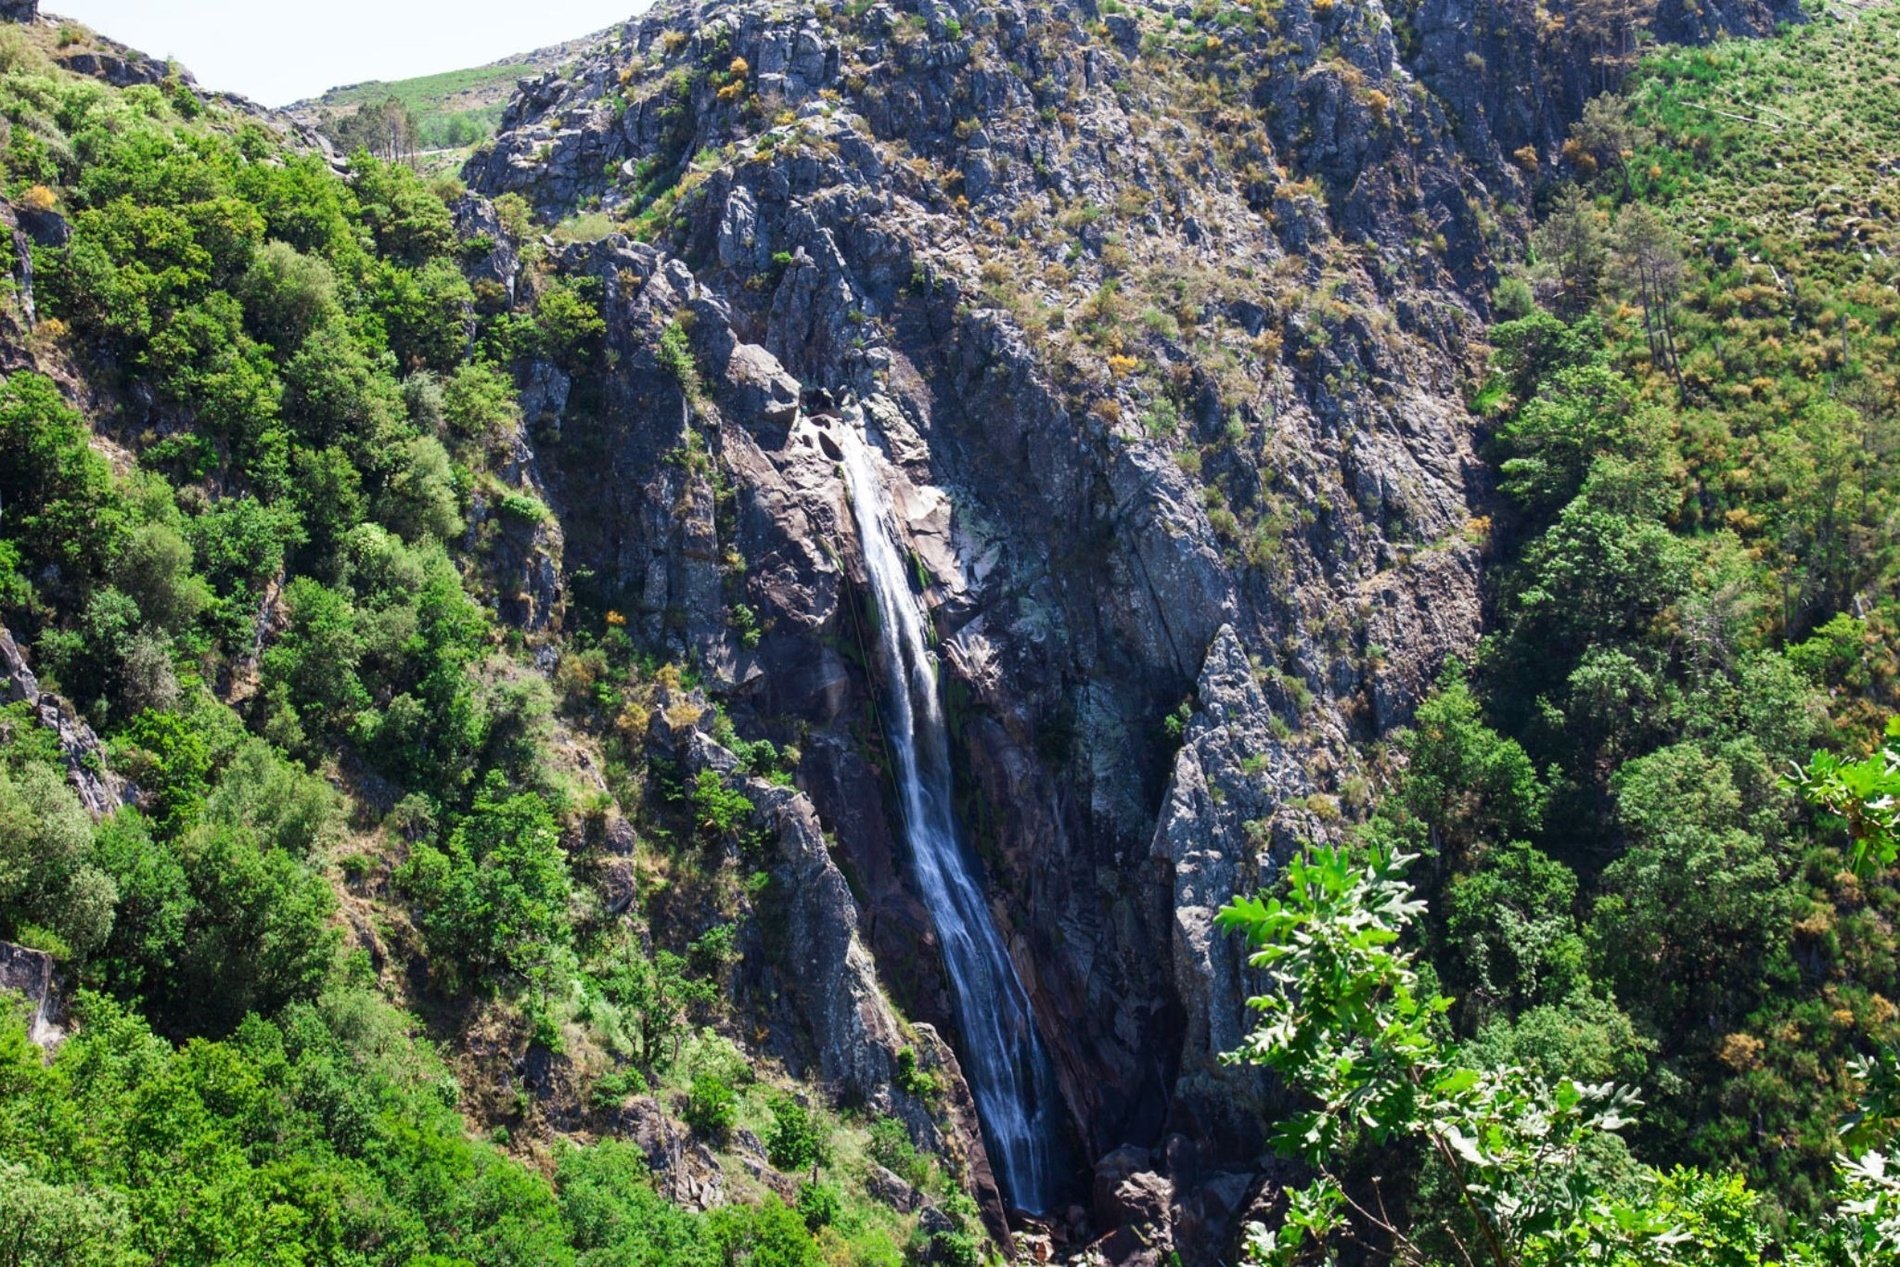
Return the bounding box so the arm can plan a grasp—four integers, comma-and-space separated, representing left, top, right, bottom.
455, 0, 1796, 1251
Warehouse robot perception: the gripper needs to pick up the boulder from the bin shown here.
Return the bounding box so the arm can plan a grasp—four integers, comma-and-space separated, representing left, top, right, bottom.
0, 0, 34, 23
57, 51, 168, 87
863, 1163, 923, 1212
721, 341, 802, 429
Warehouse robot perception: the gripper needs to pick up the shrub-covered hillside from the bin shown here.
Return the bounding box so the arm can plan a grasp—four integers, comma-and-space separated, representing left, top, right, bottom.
0, 16, 980, 1265
1231, 3, 1900, 1257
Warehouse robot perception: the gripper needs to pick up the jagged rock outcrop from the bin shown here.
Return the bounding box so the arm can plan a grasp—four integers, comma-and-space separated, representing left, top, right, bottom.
1, 626, 130, 818
609, 1095, 729, 1209
1148, 626, 1313, 1150
464, 0, 1804, 1251
471, 0, 1488, 1198
0, 0, 35, 24
1411, 0, 1803, 173
661, 709, 1012, 1236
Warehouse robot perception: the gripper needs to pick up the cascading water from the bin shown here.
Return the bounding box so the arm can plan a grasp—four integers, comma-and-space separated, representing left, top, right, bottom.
839, 412, 1061, 1214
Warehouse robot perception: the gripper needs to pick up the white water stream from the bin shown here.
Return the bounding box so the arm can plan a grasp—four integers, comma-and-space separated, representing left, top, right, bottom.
839, 414, 1060, 1213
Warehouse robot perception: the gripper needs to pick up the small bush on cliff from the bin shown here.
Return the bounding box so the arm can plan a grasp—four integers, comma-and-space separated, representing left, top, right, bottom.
684, 1071, 738, 1140
766, 1094, 832, 1175
689, 768, 754, 841
536, 275, 606, 368
657, 317, 703, 400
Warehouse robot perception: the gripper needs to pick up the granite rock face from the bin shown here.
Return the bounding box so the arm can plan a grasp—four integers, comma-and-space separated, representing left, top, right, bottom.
1, 626, 131, 818
464, 0, 1799, 1254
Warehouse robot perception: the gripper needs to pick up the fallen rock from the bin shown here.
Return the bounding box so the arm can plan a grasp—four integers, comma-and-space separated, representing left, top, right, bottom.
864, 1163, 923, 1212
612, 1096, 727, 1209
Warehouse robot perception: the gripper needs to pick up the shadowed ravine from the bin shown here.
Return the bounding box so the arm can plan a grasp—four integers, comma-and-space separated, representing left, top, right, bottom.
840, 409, 1062, 1214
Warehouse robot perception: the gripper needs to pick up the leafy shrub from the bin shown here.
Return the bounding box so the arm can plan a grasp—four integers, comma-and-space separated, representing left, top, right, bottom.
894, 1046, 937, 1098
401, 779, 572, 983
535, 276, 606, 368
866, 1117, 932, 1191
689, 769, 754, 839
794, 1180, 840, 1231
557, 1139, 713, 1265
684, 1072, 738, 1140
765, 1095, 831, 1174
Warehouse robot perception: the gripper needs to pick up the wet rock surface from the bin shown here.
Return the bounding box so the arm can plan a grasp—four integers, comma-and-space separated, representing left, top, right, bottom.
0, 940, 62, 1048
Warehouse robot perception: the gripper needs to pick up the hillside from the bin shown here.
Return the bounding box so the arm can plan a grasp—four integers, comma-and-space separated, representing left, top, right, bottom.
3, 0, 1900, 1263
287, 30, 608, 155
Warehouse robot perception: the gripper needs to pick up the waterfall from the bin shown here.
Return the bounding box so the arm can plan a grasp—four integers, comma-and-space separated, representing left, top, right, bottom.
839, 414, 1061, 1214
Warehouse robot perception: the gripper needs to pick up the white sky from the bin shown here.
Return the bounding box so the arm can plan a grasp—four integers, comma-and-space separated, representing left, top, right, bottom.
44, 1, 652, 106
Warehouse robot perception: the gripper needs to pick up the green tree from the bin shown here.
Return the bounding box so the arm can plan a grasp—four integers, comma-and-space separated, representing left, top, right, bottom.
598, 934, 715, 1073
1389, 671, 1543, 866
262, 577, 370, 740
0, 371, 130, 589
350, 155, 456, 264
1219, 844, 1781, 1266
1494, 362, 1646, 514
1443, 840, 1588, 1016
1590, 742, 1793, 1031
765, 1095, 831, 1176
0, 763, 117, 958
403, 781, 572, 983
238, 238, 341, 355
323, 97, 421, 165
0, 1161, 139, 1266
379, 256, 475, 374
707, 1197, 821, 1267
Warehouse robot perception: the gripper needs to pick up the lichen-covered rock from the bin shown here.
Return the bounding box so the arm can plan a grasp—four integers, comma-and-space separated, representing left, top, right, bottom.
1149, 627, 1307, 1131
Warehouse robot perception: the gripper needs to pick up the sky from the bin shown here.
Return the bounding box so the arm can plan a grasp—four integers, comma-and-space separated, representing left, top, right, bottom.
44, 0, 652, 106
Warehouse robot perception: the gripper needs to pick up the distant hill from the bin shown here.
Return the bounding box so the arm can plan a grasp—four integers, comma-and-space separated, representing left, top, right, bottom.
287, 30, 607, 157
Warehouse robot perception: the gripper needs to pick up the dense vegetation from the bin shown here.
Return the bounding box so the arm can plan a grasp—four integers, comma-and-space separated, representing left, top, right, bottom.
0, 18, 973, 1266
1224, 6, 1900, 1260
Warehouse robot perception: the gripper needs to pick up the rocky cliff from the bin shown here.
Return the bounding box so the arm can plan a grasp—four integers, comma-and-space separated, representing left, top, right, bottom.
454, 0, 1798, 1255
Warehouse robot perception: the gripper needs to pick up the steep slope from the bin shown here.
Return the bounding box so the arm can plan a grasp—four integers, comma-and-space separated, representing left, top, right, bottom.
287, 30, 610, 153
0, 7, 991, 1265
469, 0, 1497, 1191
459, 0, 1800, 1244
